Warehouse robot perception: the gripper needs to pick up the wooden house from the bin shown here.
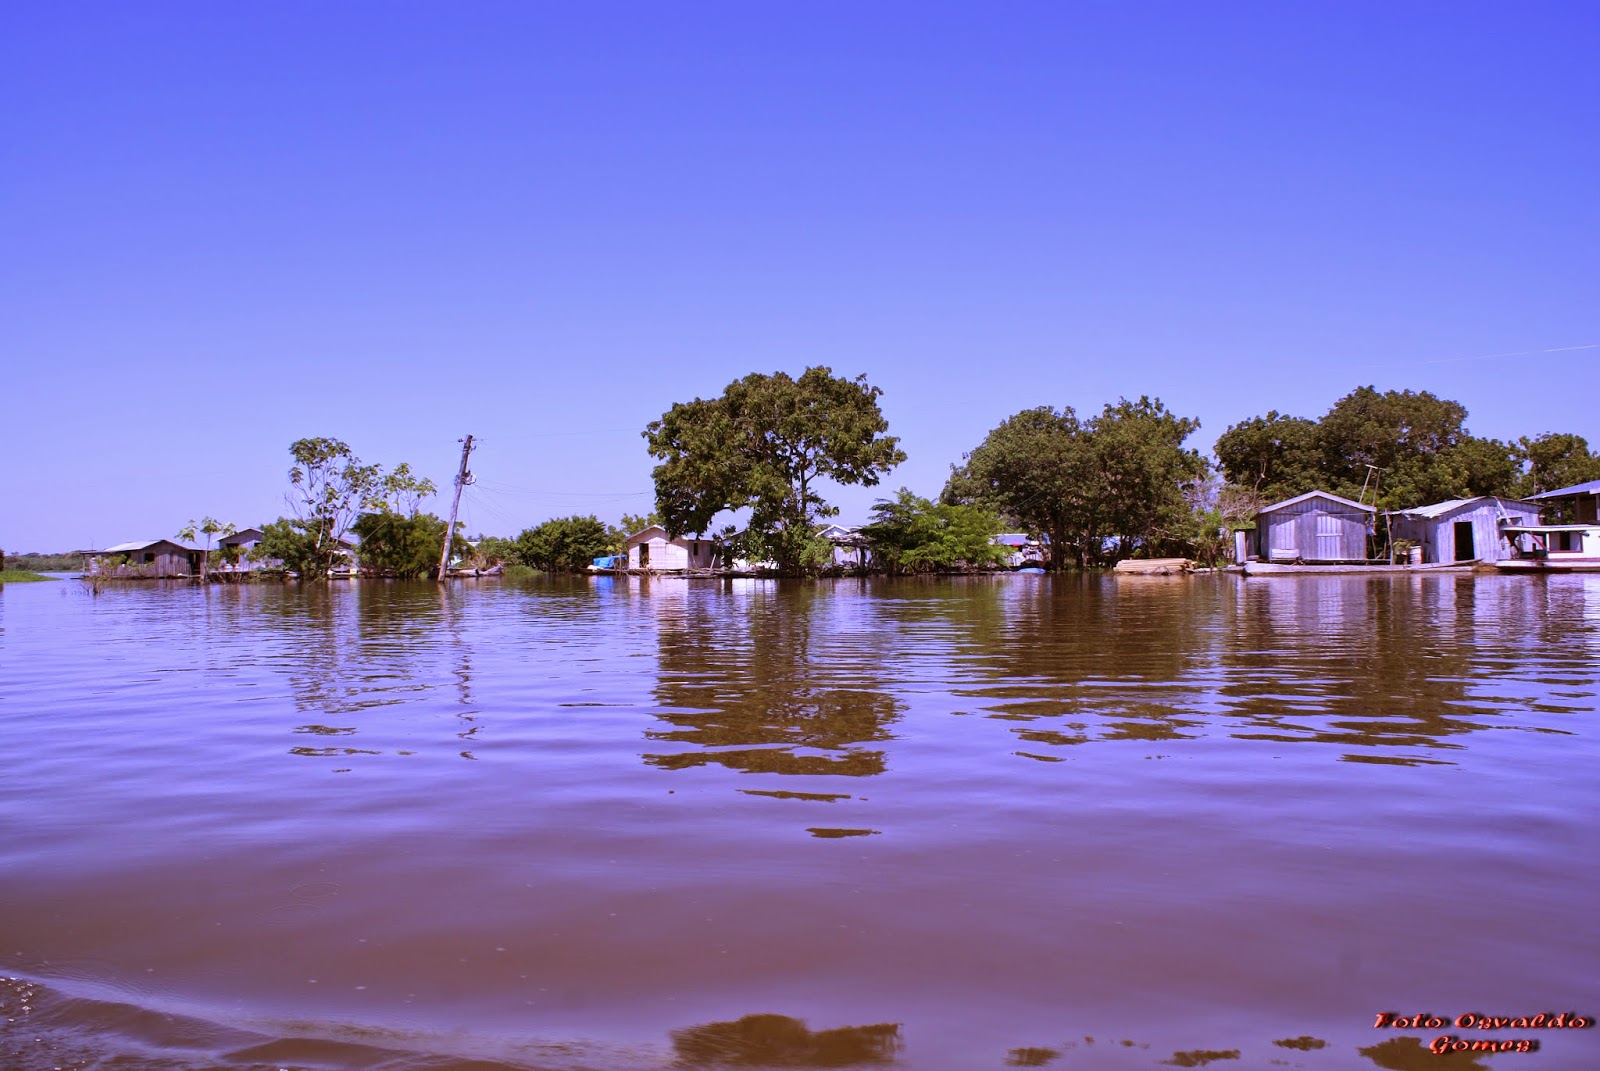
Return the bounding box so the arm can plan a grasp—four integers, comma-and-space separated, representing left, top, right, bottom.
625, 526, 719, 572
1526, 479, 1600, 524
86, 540, 201, 578
816, 523, 869, 570
215, 527, 270, 572
1388, 497, 1542, 564
1250, 491, 1375, 563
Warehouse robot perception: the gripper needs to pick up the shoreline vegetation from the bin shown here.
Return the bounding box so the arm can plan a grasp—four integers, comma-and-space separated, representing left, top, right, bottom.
0, 569, 56, 583
30, 377, 1600, 583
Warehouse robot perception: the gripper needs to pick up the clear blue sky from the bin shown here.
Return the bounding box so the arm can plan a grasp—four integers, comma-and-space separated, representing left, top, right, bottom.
3, 2, 1595, 551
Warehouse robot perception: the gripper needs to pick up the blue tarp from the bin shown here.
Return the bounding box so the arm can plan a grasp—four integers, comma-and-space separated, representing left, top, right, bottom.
592, 555, 624, 569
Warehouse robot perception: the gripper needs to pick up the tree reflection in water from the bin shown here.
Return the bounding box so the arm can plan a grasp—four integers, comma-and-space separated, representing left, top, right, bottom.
671, 1013, 901, 1067
909, 573, 1585, 765
646, 580, 902, 777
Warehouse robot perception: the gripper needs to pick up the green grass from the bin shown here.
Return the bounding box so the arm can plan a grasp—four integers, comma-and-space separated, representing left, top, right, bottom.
500, 564, 538, 579
0, 569, 56, 582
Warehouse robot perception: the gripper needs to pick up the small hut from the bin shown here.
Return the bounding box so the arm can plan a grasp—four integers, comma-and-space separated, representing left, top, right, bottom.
1251, 491, 1374, 563
625, 526, 719, 572
215, 527, 270, 572
1388, 497, 1542, 564
86, 540, 201, 578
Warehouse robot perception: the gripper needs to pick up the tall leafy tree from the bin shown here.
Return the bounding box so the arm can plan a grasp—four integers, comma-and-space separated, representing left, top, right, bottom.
1219, 388, 1518, 512
945, 397, 1203, 568
943, 406, 1095, 570
1515, 432, 1600, 497
1313, 386, 1515, 506
1214, 411, 1321, 503
644, 367, 905, 574
365, 462, 437, 517
1087, 396, 1206, 557
259, 438, 433, 580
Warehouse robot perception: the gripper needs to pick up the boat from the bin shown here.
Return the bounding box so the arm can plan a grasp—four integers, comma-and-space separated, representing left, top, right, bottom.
1493, 524, 1600, 573
1241, 560, 1476, 577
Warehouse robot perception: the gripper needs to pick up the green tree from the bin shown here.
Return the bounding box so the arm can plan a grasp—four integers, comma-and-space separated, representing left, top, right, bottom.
177, 516, 236, 581
859, 488, 1007, 575
943, 406, 1095, 570
619, 511, 664, 534
616, 510, 665, 554
513, 515, 615, 572
365, 462, 437, 517
1088, 396, 1206, 557
1514, 432, 1600, 498
1219, 388, 1518, 514
351, 512, 452, 578
261, 438, 435, 580
274, 438, 382, 579
254, 518, 324, 579
945, 396, 1203, 568
472, 535, 518, 568
644, 367, 905, 574
1314, 387, 1517, 507
1214, 411, 1321, 503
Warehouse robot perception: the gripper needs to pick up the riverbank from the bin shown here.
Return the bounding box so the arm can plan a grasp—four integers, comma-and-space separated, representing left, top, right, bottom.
0, 569, 56, 582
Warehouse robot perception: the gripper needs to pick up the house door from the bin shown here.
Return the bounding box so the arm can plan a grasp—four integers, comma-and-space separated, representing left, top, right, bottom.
1315, 513, 1341, 560
1453, 521, 1476, 562
638, 542, 650, 568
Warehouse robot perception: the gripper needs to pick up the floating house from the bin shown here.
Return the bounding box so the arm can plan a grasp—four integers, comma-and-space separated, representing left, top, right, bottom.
1526, 478, 1600, 524
1249, 491, 1375, 563
1388, 497, 1542, 564
215, 527, 271, 572
85, 539, 201, 578
817, 523, 869, 570
992, 533, 1047, 569
625, 526, 719, 572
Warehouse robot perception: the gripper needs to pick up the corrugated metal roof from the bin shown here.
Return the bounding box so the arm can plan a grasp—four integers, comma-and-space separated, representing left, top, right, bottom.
99, 539, 200, 553
1257, 490, 1374, 515
1390, 498, 1476, 519
1391, 496, 1539, 519
1528, 478, 1600, 499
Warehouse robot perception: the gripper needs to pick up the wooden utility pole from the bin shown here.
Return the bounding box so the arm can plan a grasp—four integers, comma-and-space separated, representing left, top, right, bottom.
438, 435, 475, 580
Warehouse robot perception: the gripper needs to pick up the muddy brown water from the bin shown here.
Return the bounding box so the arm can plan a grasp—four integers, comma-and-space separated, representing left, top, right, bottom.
1, 573, 1596, 1069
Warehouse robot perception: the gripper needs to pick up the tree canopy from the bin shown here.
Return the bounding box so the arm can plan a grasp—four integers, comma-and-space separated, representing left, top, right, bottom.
859, 489, 1007, 575
1215, 387, 1536, 510
1515, 432, 1600, 497
944, 396, 1203, 568
644, 367, 905, 574
351, 512, 452, 579
512, 515, 617, 572
1212, 411, 1320, 504
260, 438, 435, 580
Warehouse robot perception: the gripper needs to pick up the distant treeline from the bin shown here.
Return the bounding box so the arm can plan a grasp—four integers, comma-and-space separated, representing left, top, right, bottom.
1, 552, 81, 572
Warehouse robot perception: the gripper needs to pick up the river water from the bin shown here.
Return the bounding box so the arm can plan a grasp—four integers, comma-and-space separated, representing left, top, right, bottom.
1, 573, 1596, 1070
